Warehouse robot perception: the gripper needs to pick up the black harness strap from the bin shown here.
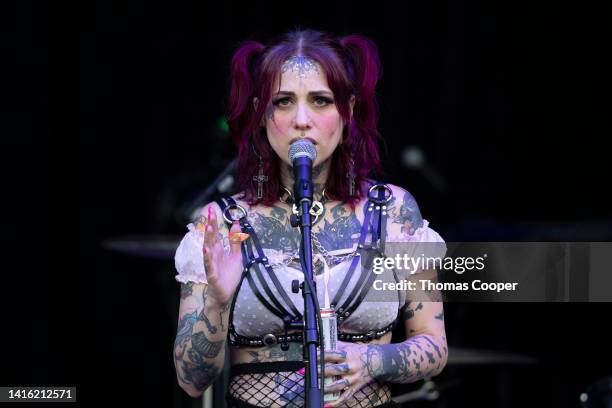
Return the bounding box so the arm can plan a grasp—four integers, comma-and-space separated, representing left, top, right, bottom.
336, 183, 392, 318
241, 217, 303, 319
215, 197, 301, 329
329, 201, 374, 309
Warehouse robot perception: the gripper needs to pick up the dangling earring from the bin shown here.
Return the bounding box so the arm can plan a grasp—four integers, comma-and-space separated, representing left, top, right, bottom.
343, 123, 356, 196
346, 157, 356, 197
252, 144, 268, 200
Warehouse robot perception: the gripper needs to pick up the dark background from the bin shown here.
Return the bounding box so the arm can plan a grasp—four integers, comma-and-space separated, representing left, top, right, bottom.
8, 1, 611, 407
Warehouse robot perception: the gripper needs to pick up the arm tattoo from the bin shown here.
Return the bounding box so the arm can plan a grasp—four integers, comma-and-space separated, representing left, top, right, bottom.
388, 191, 424, 235
174, 311, 221, 389
174, 310, 197, 360
188, 331, 224, 360
361, 334, 446, 383
218, 303, 230, 332
178, 359, 219, 390
402, 302, 424, 320
180, 283, 194, 299
197, 307, 217, 334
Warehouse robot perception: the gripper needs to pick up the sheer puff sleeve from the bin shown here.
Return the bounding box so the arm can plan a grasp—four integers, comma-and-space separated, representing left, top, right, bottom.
386, 219, 448, 276
174, 222, 208, 284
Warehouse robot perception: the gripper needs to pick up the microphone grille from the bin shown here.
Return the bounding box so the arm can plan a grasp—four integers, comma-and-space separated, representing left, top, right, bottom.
288, 139, 317, 162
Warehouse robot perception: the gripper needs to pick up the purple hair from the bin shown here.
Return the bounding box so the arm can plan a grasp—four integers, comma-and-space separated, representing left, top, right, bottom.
226, 29, 384, 209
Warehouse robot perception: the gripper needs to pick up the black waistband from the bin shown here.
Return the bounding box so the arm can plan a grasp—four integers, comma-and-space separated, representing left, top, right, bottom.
228, 318, 398, 348
231, 361, 305, 376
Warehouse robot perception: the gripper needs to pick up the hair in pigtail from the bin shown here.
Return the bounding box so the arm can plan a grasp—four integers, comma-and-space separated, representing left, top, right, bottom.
339, 35, 385, 188
226, 41, 266, 203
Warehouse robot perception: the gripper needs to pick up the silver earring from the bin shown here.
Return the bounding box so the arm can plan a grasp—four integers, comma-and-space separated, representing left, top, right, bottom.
347, 158, 356, 197
252, 145, 268, 200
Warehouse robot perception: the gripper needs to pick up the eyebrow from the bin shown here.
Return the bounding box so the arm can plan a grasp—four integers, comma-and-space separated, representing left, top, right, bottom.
274, 90, 333, 96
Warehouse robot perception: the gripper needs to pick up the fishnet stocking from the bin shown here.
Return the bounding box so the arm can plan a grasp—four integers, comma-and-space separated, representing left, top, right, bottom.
228, 371, 392, 408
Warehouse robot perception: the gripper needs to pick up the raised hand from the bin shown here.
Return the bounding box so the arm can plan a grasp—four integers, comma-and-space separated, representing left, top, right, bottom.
202, 205, 248, 306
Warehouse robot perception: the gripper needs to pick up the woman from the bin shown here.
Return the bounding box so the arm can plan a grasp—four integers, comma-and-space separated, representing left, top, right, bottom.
173, 29, 448, 408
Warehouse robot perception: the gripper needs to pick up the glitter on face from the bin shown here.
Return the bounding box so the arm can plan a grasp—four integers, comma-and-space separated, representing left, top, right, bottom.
281, 55, 319, 79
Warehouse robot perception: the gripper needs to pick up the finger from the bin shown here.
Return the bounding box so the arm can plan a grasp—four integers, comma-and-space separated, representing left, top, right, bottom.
204, 206, 218, 248
324, 350, 347, 362
324, 377, 350, 394
208, 205, 219, 236
228, 221, 249, 254
325, 385, 355, 408
324, 363, 350, 377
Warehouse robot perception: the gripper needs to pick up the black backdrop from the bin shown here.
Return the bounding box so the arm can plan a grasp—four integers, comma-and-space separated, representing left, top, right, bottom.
8, 1, 611, 408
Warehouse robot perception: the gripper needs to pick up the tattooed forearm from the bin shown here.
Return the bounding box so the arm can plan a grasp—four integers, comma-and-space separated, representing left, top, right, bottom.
361, 334, 448, 383
174, 284, 230, 395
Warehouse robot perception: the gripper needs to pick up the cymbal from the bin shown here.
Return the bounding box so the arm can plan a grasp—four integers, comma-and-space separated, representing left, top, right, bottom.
447, 346, 536, 365
101, 235, 181, 260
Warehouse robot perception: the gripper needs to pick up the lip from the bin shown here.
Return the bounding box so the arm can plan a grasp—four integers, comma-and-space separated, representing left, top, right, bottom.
289, 137, 318, 145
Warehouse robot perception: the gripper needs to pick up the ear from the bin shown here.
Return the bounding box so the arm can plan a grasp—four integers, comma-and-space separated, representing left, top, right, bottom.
349, 94, 356, 118
254, 97, 266, 127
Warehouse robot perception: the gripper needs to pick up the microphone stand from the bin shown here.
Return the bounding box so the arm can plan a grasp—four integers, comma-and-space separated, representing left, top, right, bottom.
290, 175, 323, 408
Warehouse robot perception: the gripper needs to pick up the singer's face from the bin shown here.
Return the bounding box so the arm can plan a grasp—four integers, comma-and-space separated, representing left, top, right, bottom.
261, 58, 352, 167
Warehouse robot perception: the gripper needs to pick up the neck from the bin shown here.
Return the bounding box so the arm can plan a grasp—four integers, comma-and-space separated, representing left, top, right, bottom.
280, 158, 330, 197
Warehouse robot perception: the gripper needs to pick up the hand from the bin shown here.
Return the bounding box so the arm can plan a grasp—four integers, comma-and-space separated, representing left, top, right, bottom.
323, 341, 376, 408
202, 205, 246, 306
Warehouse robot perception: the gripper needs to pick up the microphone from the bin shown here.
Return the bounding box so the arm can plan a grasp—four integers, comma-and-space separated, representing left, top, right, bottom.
288, 139, 317, 203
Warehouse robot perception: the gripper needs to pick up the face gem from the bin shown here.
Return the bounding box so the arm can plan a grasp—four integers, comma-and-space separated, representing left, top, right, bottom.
281, 55, 319, 79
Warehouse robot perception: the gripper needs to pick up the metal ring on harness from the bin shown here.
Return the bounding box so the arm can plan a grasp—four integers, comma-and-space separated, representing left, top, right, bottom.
222, 203, 248, 224
367, 184, 393, 204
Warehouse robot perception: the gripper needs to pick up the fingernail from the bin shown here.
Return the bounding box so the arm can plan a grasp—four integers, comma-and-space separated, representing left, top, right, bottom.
324, 404, 332, 408
208, 207, 212, 217
203, 247, 207, 254
297, 368, 305, 375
